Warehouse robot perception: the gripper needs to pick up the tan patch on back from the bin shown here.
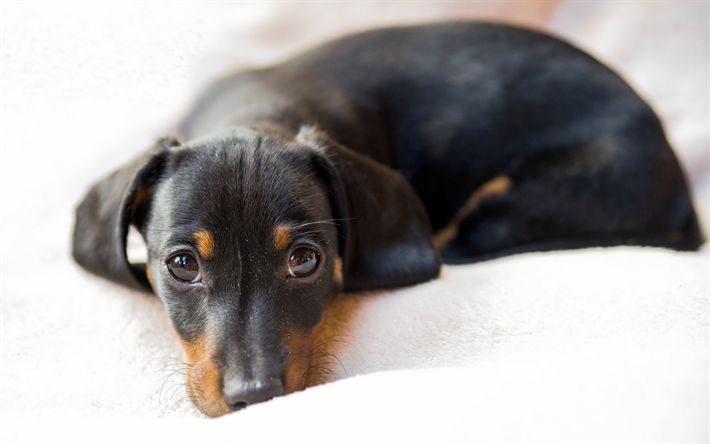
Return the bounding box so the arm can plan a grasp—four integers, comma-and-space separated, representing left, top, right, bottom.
274, 225, 291, 251
179, 334, 229, 418
432, 175, 512, 249
193, 229, 214, 259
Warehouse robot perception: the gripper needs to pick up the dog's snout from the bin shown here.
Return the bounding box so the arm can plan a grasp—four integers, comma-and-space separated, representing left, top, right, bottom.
223, 377, 284, 411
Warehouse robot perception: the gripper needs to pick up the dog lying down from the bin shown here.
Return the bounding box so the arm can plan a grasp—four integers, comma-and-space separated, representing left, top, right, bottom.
72, 22, 702, 417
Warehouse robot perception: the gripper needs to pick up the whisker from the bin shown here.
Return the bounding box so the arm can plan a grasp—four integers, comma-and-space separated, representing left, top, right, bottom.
306, 335, 353, 356
162, 383, 185, 402
168, 383, 189, 402
306, 366, 337, 380
309, 361, 341, 371
289, 218, 352, 230
290, 229, 332, 236
306, 351, 347, 375
306, 368, 336, 378
155, 369, 189, 384
142, 356, 193, 373
158, 369, 189, 398
306, 351, 331, 363
148, 364, 192, 376
168, 395, 192, 412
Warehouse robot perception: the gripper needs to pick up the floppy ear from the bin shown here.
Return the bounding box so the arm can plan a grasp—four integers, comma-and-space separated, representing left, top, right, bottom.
299, 127, 441, 292
72, 138, 178, 292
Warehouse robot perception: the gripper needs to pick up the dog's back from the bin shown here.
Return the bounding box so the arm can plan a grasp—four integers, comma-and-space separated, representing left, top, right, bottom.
181, 22, 702, 261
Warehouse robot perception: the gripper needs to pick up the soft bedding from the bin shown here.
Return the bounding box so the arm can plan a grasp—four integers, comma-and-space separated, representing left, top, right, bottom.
2, 2, 708, 442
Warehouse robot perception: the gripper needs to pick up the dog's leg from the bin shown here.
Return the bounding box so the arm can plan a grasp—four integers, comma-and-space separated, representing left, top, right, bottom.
438, 129, 702, 263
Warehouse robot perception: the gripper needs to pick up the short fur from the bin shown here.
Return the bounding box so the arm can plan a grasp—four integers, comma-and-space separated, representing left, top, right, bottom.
72, 22, 702, 417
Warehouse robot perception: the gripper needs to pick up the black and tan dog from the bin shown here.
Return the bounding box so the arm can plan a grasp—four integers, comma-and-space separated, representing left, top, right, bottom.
72, 22, 702, 417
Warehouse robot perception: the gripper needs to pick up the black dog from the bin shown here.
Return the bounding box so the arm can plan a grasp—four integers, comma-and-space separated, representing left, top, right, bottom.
72, 22, 702, 417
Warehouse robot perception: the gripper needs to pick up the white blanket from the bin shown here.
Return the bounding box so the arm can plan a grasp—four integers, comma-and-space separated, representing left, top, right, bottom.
2, 2, 708, 442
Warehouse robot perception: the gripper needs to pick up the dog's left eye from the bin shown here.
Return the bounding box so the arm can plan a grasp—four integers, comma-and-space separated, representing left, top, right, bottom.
288, 248, 319, 277
167, 254, 200, 282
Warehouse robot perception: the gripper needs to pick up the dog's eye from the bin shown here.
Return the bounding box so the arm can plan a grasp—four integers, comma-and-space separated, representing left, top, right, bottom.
167, 254, 200, 282
288, 248, 319, 277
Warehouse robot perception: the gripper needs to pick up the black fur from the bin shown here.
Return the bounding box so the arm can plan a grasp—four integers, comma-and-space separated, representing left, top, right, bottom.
72, 22, 702, 417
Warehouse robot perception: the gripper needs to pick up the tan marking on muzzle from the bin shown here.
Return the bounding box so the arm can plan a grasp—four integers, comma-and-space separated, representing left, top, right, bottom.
193, 229, 214, 259
432, 175, 511, 249
280, 329, 313, 395
279, 256, 347, 393
300, 291, 367, 389
179, 334, 230, 418
274, 225, 291, 251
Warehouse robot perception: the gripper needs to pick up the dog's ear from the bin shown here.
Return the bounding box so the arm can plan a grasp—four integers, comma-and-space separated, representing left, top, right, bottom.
72, 138, 179, 292
298, 127, 441, 292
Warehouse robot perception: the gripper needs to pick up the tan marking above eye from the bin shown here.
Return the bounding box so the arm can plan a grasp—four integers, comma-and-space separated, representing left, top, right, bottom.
193, 229, 214, 259
280, 329, 312, 394
333, 256, 342, 279
146, 262, 153, 285
432, 175, 512, 249
274, 225, 291, 251
332, 256, 344, 292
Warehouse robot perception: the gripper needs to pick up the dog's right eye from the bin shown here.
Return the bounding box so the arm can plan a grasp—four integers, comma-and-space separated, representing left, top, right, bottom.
288, 247, 319, 277
167, 254, 200, 283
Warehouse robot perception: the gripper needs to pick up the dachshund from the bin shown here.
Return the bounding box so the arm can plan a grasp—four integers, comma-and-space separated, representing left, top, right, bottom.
72, 22, 702, 417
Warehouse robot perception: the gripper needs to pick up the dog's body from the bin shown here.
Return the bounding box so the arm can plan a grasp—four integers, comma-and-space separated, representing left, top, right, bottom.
73, 22, 702, 417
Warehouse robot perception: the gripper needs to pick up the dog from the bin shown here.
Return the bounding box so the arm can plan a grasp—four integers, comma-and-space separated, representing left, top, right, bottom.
72, 22, 702, 417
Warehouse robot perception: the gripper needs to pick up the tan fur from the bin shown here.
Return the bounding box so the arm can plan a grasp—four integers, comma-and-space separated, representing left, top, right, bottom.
146, 263, 153, 285
333, 256, 342, 279
303, 291, 372, 388
280, 330, 312, 394
180, 334, 230, 418
193, 229, 214, 259
274, 225, 291, 251
432, 175, 512, 249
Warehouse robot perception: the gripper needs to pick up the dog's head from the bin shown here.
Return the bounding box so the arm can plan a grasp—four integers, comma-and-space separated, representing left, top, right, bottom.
73, 126, 440, 417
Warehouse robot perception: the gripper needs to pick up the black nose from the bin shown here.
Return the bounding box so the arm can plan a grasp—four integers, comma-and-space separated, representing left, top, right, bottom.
223, 377, 285, 411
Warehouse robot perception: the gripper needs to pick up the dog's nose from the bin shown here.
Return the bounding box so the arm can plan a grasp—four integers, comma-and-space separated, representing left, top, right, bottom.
223, 377, 284, 411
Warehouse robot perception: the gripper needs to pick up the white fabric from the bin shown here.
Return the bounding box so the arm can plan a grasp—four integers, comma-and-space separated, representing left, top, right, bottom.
2, 2, 708, 442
